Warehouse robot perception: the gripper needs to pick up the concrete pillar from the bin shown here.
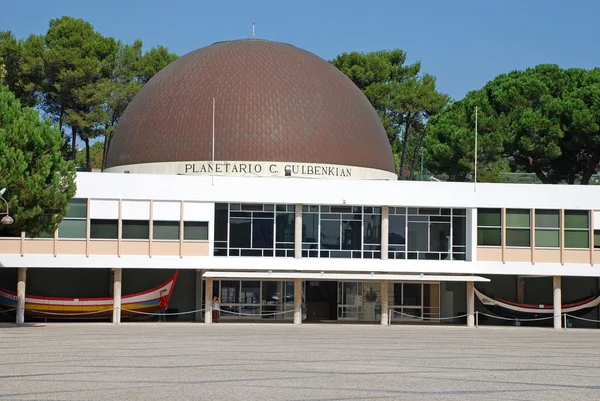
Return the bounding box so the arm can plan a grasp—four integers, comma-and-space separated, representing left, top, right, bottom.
553, 275, 562, 329
293, 278, 302, 325
195, 270, 203, 321
204, 277, 213, 324
381, 206, 389, 260
466, 281, 475, 327
16, 268, 26, 326
295, 204, 302, 258
380, 280, 389, 325
112, 268, 122, 324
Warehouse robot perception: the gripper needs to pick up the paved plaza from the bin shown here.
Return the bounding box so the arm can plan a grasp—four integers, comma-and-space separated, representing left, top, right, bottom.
1, 323, 600, 400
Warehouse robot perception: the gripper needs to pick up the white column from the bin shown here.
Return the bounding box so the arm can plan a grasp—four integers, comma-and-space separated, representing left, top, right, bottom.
204, 277, 213, 324
112, 268, 122, 324
16, 268, 26, 326
466, 281, 475, 327
553, 275, 562, 329
295, 204, 302, 258
195, 270, 203, 321
381, 206, 389, 260
293, 278, 302, 325
380, 280, 389, 325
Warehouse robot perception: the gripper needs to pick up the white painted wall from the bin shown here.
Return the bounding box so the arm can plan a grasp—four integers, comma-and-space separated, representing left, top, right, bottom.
89, 199, 119, 219
121, 200, 150, 220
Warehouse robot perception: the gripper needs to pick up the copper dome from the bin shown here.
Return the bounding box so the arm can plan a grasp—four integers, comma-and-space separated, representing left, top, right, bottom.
105, 39, 395, 173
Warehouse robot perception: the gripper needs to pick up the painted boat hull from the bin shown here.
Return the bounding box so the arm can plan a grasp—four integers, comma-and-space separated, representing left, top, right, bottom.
475, 288, 600, 319
0, 271, 178, 320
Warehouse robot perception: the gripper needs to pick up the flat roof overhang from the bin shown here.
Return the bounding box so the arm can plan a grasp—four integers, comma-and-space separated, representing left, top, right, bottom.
202, 271, 490, 282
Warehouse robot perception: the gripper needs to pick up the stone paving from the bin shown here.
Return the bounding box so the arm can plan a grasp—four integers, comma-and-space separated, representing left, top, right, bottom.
1, 323, 600, 400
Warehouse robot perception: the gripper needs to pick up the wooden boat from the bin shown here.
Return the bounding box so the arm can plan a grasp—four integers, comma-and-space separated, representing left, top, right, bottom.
0, 271, 178, 320
475, 287, 600, 318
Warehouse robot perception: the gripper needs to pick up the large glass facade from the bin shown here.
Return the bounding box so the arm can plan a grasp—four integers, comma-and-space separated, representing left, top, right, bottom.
389, 207, 466, 260
302, 206, 382, 259
213, 280, 295, 320
214, 203, 295, 257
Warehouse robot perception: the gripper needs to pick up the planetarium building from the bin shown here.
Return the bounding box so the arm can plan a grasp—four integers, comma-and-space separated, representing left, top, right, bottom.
2, 39, 600, 328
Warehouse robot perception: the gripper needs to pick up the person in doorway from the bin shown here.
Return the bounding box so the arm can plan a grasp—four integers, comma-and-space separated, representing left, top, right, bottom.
212, 296, 220, 323
158, 289, 168, 322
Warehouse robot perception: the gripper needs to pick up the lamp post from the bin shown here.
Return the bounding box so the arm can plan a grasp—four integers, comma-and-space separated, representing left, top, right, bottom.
0, 188, 14, 225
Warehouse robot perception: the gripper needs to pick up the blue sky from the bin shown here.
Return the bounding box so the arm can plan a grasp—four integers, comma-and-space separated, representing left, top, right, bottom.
2, 0, 599, 100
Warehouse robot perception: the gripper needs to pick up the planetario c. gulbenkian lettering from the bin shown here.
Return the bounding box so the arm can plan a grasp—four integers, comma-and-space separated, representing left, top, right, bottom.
2, 39, 600, 329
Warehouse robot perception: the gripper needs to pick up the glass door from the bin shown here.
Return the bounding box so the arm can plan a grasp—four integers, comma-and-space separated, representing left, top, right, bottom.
338, 282, 361, 319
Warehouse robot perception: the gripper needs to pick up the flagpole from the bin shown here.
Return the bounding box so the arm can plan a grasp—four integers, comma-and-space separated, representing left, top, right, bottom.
474, 106, 478, 192
212, 98, 215, 186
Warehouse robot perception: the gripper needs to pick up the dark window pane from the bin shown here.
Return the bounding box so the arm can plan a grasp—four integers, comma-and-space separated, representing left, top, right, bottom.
565, 231, 589, 248
342, 220, 362, 250
478, 209, 501, 227
535, 229, 559, 247
535, 209, 559, 228
276, 213, 295, 242
452, 216, 466, 246
66, 199, 87, 218
252, 218, 274, 248
122, 220, 149, 240
565, 210, 589, 229
506, 209, 530, 228
331, 206, 352, 213
407, 222, 428, 251
595, 230, 600, 249
506, 228, 530, 247
477, 228, 501, 246
419, 208, 440, 215
363, 214, 381, 244
430, 223, 451, 252
90, 219, 118, 239
453, 209, 466, 216
230, 218, 251, 247
302, 213, 318, 242
184, 221, 208, 240
241, 203, 263, 211
58, 219, 86, 239
389, 215, 406, 245
321, 220, 341, 250
153, 221, 180, 240
214, 206, 228, 242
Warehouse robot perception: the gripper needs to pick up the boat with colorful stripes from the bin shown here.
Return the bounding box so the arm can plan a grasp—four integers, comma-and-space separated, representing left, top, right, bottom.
0, 271, 178, 320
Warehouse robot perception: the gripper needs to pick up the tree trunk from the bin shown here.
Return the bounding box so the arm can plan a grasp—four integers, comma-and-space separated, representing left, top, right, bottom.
85, 137, 91, 171
409, 129, 426, 180
399, 115, 411, 180
102, 135, 109, 171
580, 150, 600, 185
71, 126, 77, 161
527, 156, 552, 184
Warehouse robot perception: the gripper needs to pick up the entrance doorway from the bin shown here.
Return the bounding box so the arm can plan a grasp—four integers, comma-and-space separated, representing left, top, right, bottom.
304, 281, 337, 321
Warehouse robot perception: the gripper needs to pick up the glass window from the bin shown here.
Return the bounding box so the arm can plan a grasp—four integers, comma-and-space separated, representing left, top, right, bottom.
122, 220, 149, 240
153, 221, 180, 240
452, 216, 466, 246
220, 280, 239, 303
407, 222, 428, 252
430, 222, 450, 252
342, 220, 361, 250
57, 219, 86, 239
58, 198, 88, 239
363, 214, 381, 244
90, 219, 118, 239
214, 203, 228, 242
184, 221, 208, 241
595, 230, 600, 249
321, 220, 341, 250
506, 209, 530, 247
565, 210, 589, 249
230, 218, 250, 247
477, 209, 502, 246
478, 208, 501, 227
252, 218, 274, 248
65, 199, 87, 218
276, 213, 295, 243
302, 213, 318, 243
389, 215, 406, 245
535, 210, 560, 248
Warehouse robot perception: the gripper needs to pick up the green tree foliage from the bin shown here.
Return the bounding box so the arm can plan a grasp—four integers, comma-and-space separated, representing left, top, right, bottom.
75, 140, 104, 170
0, 18, 178, 172
331, 50, 449, 179
0, 85, 76, 237
426, 65, 600, 184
